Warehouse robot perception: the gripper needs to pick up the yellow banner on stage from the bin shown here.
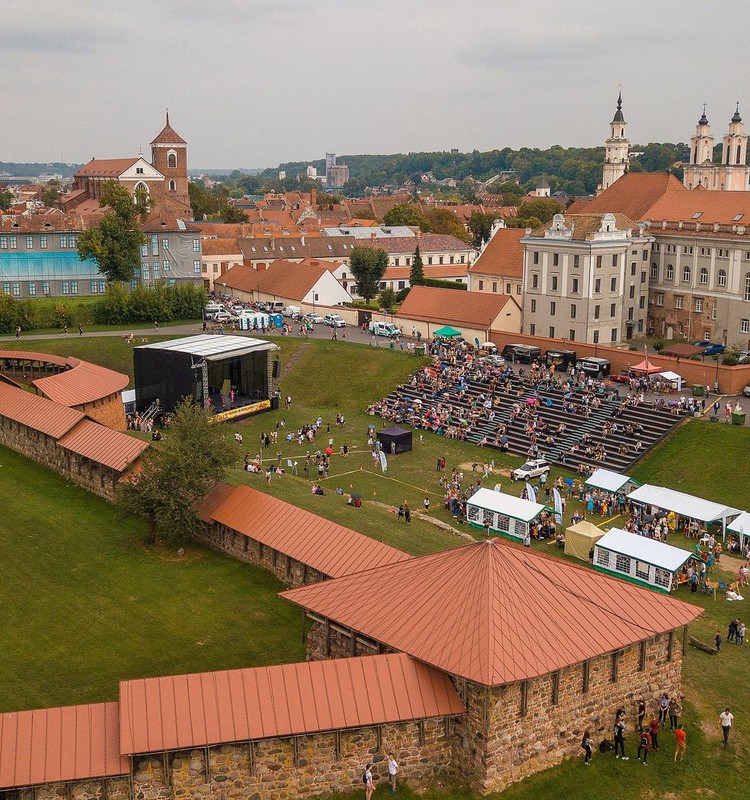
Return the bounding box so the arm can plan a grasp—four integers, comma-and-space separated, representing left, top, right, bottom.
209, 399, 271, 424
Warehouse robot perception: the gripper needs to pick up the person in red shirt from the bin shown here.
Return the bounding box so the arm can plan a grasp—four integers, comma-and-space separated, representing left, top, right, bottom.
673, 724, 686, 762
637, 729, 652, 765
649, 716, 660, 751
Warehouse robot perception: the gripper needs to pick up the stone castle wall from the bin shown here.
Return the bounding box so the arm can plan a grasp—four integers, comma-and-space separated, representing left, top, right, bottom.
77, 394, 127, 431
197, 523, 326, 588
13, 722, 451, 800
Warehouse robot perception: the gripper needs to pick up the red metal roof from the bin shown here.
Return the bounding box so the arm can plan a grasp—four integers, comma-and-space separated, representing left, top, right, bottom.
0, 381, 83, 439
197, 481, 237, 523
0, 349, 70, 367
282, 538, 702, 686
119, 654, 463, 755
33, 360, 129, 407
208, 484, 410, 577
57, 419, 148, 472
75, 158, 139, 177
0, 702, 128, 790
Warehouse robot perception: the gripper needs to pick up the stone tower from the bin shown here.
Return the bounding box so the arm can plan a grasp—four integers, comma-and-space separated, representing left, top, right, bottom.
601, 92, 630, 192
720, 104, 750, 190
684, 105, 715, 189
684, 104, 750, 191
150, 112, 191, 215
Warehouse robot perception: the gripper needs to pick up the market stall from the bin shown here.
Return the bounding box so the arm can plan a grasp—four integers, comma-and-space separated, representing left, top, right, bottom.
593, 528, 694, 593
466, 488, 547, 541
564, 519, 606, 561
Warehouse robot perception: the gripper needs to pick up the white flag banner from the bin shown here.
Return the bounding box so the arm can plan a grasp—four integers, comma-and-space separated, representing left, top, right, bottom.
525, 482, 537, 503
553, 487, 563, 525
379, 451, 388, 473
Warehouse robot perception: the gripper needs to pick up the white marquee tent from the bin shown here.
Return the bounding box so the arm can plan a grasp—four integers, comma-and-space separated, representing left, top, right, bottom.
466, 488, 547, 540
627, 484, 740, 535
727, 511, 750, 550
593, 527, 693, 592
585, 468, 640, 494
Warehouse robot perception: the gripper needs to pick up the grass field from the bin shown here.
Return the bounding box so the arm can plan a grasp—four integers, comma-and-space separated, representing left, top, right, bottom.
2, 335, 750, 799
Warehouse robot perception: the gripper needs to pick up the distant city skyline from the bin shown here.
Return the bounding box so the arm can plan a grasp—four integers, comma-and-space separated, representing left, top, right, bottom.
2, 0, 749, 169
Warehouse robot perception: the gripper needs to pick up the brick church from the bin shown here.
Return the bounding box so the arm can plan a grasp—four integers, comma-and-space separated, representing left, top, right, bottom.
61, 113, 191, 218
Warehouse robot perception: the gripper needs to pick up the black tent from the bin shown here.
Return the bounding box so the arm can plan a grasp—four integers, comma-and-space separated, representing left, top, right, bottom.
377, 424, 413, 454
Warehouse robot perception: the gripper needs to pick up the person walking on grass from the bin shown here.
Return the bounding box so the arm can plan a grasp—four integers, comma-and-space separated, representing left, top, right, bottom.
637, 698, 646, 732
614, 714, 629, 760
658, 693, 670, 724
581, 730, 593, 766
637, 728, 651, 765
673, 724, 686, 762
15, 326, 21, 339
385, 752, 399, 793
363, 764, 374, 800
720, 707, 734, 749
668, 697, 681, 730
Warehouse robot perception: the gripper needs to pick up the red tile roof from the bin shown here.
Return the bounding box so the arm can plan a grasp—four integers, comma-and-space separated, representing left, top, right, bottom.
468, 227, 525, 278
150, 114, 187, 145
57, 419, 148, 473
383, 265, 468, 281
644, 189, 750, 225
217, 260, 328, 302
396, 286, 516, 330
281, 538, 702, 686
0, 702, 128, 790
567, 173, 685, 220
32, 359, 129, 407
201, 238, 241, 256
119, 654, 463, 755
74, 158, 139, 177
208, 484, 410, 577
358, 234, 473, 255
0, 381, 83, 439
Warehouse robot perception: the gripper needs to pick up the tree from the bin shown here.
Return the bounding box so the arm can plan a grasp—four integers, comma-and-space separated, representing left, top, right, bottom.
382, 203, 431, 232
378, 287, 397, 313
77, 181, 147, 283
424, 208, 472, 242
468, 211, 500, 248
0, 184, 12, 211
349, 246, 388, 302
410, 244, 425, 286
118, 399, 237, 544
218, 202, 248, 223
40, 185, 59, 207
516, 198, 564, 224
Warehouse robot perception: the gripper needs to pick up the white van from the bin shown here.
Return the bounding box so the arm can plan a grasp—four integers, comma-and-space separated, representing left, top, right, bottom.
283, 305, 301, 318
369, 321, 401, 337
204, 302, 223, 319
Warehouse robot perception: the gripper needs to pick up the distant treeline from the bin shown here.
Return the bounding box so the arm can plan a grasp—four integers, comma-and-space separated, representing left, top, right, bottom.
0, 162, 80, 178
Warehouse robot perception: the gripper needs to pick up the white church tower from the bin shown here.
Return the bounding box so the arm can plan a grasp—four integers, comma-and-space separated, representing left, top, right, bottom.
600, 93, 630, 192
720, 104, 750, 190
684, 104, 750, 191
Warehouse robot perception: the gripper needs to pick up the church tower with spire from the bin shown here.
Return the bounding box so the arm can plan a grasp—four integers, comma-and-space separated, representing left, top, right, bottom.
600, 93, 630, 192
150, 111, 191, 215
684, 104, 750, 191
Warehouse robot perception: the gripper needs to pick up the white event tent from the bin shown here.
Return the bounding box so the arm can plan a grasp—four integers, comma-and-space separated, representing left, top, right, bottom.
727, 511, 750, 550
585, 468, 640, 494
627, 484, 740, 537
593, 527, 693, 592
466, 488, 547, 540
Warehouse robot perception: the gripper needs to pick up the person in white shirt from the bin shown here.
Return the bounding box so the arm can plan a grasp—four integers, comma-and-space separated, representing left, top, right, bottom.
385, 752, 400, 793
363, 764, 374, 800
720, 707, 734, 749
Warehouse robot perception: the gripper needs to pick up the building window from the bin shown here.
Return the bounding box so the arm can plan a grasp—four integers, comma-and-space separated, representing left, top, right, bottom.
682, 265, 691, 283
427, 257, 433, 265
654, 569, 670, 589
573, 254, 580, 268
650, 263, 658, 279
529, 323, 536, 335
656, 293, 664, 306
70, 281, 78, 294
478, 280, 484, 290
717, 269, 727, 287
630, 261, 636, 276
610, 277, 617, 292
745, 273, 750, 302
162, 238, 169, 251
740, 319, 750, 334
450, 256, 455, 265
641, 271, 646, 284
62, 281, 70, 294
59, 235, 67, 248
194, 259, 201, 274
40, 235, 47, 249
153, 263, 160, 278
549, 326, 555, 338
611, 254, 617, 267
1, 282, 9, 295
569, 330, 575, 341
675, 296, 684, 309
639, 296, 645, 309
611, 327, 618, 342
9, 236, 17, 249
593, 330, 599, 344
551, 275, 558, 290
169, 180, 176, 191
26, 235, 33, 249
397, 280, 405, 290
635, 561, 650, 581
492, 281, 498, 292
594, 279, 601, 293
516, 285, 521, 295
0, 236, 6, 249
42, 281, 50, 295
570, 304, 576, 319
68, 235, 76, 248
695, 298, 703, 312
163, 259, 170, 273
531, 273, 539, 289
571, 277, 579, 293
530, 299, 536, 312
629, 285, 635, 299
666, 264, 674, 280
505, 283, 511, 294
168, 152, 177, 168
594, 305, 600, 320
610, 303, 616, 317
553, 253, 559, 266
596, 255, 602, 269
439, 256, 444, 265
699, 267, 708, 285
90, 281, 98, 294
151, 235, 158, 255
550, 301, 556, 315
11, 282, 20, 296
532, 251, 539, 265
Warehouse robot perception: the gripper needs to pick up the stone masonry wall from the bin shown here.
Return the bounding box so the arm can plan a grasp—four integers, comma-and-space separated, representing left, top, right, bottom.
18, 777, 131, 800
77, 394, 126, 431
0, 416, 119, 499
196, 523, 326, 588
453, 631, 682, 794
307, 620, 381, 661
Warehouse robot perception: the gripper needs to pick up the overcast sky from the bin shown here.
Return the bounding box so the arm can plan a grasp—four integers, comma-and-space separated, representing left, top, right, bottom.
3, 1, 750, 169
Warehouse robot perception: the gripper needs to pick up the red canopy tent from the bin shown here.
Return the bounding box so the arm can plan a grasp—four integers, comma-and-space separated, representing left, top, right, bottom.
630, 359, 662, 374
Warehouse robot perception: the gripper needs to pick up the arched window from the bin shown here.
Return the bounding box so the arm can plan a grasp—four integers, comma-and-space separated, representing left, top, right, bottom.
699, 267, 708, 285
717, 269, 727, 287
133, 181, 150, 208
682, 265, 691, 283
650, 262, 659, 279
169, 179, 176, 191
738, 145, 742, 164
666, 264, 674, 281
168, 152, 177, 169
744, 273, 750, 302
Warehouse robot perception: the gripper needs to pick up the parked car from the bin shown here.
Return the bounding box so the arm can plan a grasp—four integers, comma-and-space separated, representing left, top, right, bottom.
324, 314, 346, 328
693, 340, 726, 356
480, 354, 506, 367
369, 321, 401, 337
511, 458, 550, 481
303, 313, 324, 324
609, 369, 632, 384
212, 310, 235, 323
744, 384, 750, 397
737, 350, 750, 364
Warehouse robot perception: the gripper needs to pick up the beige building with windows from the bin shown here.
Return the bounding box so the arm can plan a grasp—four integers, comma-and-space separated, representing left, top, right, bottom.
521, 213, 653, 344
468, 221, 525, 299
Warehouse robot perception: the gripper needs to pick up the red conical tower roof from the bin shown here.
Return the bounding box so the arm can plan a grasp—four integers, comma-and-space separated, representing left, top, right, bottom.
282, 538, 701, 686
150, 110, 186, 145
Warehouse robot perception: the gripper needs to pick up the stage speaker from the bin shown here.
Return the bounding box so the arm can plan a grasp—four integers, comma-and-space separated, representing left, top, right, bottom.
272, 359, 280, 378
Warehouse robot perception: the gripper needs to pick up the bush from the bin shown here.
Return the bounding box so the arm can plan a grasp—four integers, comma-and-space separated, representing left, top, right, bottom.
421, 278, 467, 291
93, 282, 205, 325
722, 351, 740, 366
0, 295, 98, 333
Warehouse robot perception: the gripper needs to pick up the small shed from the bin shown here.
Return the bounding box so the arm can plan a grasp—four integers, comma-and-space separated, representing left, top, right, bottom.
466, 488, 546, 540
376, 425, 413, 454
564, 520, 605, 561
593, 528, 692, 593
585, 468, 640, 495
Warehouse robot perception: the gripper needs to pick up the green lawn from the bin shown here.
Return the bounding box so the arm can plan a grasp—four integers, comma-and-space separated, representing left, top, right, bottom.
0, 445, 304, 712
